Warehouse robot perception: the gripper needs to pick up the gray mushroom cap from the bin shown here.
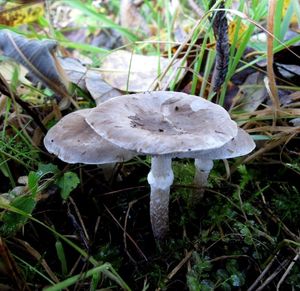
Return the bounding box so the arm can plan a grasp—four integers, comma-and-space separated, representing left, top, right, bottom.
179, 128, 256, 159
44, 109, 135, 164
85, 91, 238, 155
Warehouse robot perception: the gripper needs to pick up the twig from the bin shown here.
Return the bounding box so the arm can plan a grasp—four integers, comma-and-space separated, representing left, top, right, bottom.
67, 204, 89, 250
248, 251, 280, 291
277, 251, 300, 290
166, 250, 193, 280
69, 196, 90, 241
255, 259, 289, 291
124, 198, 140, 263
0, 238, 30, 291
104, 204, 148, 261
263, 206, 300, 243
0, 73, 47, 134
208, 254, 251, 263
14, 238, 59, 283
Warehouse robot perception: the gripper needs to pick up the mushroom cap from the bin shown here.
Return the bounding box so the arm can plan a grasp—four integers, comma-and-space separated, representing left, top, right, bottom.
179, 128, 255, 159
44, 109, 135, 164
86, 91, 238, 155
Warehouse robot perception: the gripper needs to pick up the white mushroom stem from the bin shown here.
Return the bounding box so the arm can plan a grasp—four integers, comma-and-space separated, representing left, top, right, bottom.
147, 155, 174, 240
193, 157, 214, 194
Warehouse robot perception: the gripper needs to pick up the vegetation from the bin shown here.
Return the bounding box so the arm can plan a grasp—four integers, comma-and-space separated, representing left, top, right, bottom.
0, 0, 299, 290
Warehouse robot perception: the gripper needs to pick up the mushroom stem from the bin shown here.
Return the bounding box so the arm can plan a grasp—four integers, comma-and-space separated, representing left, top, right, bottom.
191, 158, 214, 203
147, 155, 174, 240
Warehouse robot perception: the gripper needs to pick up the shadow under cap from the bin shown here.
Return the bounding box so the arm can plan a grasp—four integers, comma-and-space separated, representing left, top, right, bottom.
44, 109, 136, 164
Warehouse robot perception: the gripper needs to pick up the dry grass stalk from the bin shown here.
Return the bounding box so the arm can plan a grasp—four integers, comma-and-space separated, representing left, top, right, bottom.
266, 0, 280, 123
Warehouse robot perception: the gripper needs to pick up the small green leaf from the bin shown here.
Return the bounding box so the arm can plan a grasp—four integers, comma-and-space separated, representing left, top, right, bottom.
57, 172, 80, 200
36, 162, 59, 178
28, 171, 40, 197
1, 195, 36, 236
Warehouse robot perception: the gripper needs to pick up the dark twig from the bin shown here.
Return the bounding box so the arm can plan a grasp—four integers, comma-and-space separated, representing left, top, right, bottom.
0, 73, 47, 134
255, 259, 289, 291
248, 251, 280, 291
104, 204, 148, 261
67, 203, 89, 250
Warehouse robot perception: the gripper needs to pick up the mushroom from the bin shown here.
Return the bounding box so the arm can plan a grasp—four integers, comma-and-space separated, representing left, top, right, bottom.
44, 109, 135, 165
180, 128, 256, 201
85, 91, 240, 239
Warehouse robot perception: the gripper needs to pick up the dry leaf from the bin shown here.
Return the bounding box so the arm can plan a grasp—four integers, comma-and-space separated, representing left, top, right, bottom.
59, 57, 122, 105
120, 0, 150, 39
0, 1, 44, 27
0, 62, 30, 84
85, 70, 122, 105
100, 50, 186, 92
0, 30, 71, 107
233, 72, 267, 113
283, 0, 298, 25
228, 20, 248, 47
59, 57, 88, 89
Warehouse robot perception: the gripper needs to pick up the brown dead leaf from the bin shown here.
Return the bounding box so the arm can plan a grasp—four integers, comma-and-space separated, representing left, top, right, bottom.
120, 0, 150, 39
100, 50, 186, 92
0, 1, 44, 27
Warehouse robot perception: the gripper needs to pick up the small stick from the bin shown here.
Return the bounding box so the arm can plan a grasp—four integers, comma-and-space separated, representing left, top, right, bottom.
104, 204, 148, 261
124, 199, 139, 263
69, 196, 90, 241
255, 259, 289, 291
0, 73, 47, 134
248, 251, 280, 291
276, 251, 300, 290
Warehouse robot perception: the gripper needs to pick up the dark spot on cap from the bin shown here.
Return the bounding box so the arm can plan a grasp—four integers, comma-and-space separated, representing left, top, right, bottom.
51, 139, 54, 142
175, 106, 179, 111
159, 129, 164, 132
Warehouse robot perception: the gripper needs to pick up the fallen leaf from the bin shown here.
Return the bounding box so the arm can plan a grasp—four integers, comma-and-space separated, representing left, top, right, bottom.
0, 30, 72, 107
59, 57, 88, 89
232, 72, 267, 113
100, 50, 186, 92
85, 70, 122, 105
58, 57, 122, 105
0, 1, 44, 27
120, 0, 150, 39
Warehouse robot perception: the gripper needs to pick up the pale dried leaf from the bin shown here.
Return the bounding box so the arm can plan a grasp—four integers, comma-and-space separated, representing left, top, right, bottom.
233, 72, 267, 113
120, 0, 150, 38
0, 62, 30, 84
85, 71, 122, 105
58, 57, 122, 105
100, 50, 186, 92
59, 57, 87, 89
290, 118, 300, 127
